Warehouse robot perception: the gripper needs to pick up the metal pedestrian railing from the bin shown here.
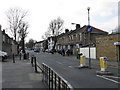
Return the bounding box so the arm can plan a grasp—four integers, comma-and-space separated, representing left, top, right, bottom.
30, 56, 73, 90
42, 63, 73, 90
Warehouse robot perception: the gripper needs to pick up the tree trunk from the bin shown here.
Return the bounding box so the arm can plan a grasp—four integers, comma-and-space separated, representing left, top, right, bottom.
22, 37, 25, 53
52, 36, 57, 52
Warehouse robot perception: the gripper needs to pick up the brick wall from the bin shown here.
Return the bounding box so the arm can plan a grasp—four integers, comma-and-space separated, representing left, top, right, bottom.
96, 34, 120, 61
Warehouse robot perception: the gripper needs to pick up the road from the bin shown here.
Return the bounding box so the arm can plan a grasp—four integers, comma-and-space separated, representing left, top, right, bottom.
29, 51, 119, 88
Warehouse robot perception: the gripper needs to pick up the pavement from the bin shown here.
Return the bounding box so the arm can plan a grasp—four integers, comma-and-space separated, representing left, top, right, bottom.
1, 56, 47, 89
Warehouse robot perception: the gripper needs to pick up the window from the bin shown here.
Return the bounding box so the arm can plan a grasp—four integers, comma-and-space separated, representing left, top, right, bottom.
79, 33, 82, 41
3, 35, 5, 42
71, 35, 73, 40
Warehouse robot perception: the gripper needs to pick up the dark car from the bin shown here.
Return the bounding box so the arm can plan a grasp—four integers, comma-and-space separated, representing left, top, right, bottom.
34, 48, 40, 52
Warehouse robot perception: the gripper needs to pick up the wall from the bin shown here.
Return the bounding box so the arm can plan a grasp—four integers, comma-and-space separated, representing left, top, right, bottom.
96, 34, 120, 61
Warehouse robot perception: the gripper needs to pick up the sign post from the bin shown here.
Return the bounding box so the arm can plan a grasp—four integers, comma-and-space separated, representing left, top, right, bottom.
86, 25, 92, 68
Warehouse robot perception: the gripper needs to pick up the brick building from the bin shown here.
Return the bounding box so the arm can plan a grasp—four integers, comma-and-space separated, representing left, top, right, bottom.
56, 25, 108, 55
0, 26, 18, 57
2, 30, 13, 56
96, 33, 120, 61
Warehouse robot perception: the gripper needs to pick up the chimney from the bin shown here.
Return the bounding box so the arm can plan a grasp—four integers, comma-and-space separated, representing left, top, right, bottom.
3, 29, 5, 34
65, 29, 69, 33
76, 24, 80, 29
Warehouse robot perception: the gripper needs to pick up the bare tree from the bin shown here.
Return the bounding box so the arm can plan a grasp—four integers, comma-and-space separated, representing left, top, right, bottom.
48, 17, 64, 52
42, 30, 51, 40
48, 17, 64, 36
26, 39, 36, 49
6, 8, 28, 41
18, 21, 29, 53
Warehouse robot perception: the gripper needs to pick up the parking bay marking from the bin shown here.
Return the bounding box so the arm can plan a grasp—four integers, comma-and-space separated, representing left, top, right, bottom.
96, 75, 120, 84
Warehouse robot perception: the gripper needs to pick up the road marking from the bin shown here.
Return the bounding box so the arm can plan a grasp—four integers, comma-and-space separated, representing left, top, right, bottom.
68, 66, 73, 68
96, 75, 120, 84
56, 61, 62, 65
102, 75, 120, 79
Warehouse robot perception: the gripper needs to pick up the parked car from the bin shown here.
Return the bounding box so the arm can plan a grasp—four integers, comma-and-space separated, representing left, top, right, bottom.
0, 50, 8, 61
34, 48, 40, 52
0, 50, 8, 57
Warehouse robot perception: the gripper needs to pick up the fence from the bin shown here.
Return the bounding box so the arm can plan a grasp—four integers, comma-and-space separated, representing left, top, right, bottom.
31, 56, 73, 90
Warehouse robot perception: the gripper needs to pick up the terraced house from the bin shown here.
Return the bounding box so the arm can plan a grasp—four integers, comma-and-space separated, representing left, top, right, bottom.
56, 25, 108, 55
0, 25, 18, 57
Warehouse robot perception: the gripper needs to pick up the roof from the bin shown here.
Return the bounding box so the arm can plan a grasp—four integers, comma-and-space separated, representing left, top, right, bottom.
79, 25, 108, 33
52, 25, 108, 39
64, 25, 108, 36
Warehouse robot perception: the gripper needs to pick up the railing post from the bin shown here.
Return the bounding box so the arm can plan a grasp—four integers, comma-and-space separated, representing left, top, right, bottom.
49, 68, 51, 90
31, 57, 33, 67
58, 77, 61, 90
44, 66, 46, 82
47, 67, 49, 84
65, 84, 67, 90
55, 74, 57, 90
34, 57, 37, 73
42, 64, 45, 82
13, 54, 15, 63
27, 53, 29, 60
51, 70, 53, 90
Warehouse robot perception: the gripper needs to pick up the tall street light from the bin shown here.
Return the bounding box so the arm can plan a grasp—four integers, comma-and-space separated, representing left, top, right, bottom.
87, 7, 91, 68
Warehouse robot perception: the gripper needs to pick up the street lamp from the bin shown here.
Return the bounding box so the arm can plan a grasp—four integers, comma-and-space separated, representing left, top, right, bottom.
87, 7, 90, 25
87, 7, 91, 68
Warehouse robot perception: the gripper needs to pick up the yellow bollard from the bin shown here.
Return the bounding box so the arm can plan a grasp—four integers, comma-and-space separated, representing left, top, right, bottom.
80, 55, 86, 67
100, 57, 107, 72
96, 57, 112, 75
80, 56, 83, 67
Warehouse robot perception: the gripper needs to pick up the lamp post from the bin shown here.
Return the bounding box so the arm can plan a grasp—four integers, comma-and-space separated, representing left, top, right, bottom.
87, 7, 90, 25
87, 7, 91, 68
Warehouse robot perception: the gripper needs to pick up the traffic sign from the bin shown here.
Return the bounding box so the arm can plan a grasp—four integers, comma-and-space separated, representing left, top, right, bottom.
86, 25, 92, 32
114, 42, 120, 45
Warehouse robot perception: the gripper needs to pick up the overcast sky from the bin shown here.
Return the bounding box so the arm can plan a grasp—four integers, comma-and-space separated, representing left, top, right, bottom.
0, 0, 119, 42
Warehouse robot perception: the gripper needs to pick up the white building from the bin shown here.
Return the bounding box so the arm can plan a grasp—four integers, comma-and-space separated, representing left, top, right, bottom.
34, 41, 44, 52
48, 36, 55, 51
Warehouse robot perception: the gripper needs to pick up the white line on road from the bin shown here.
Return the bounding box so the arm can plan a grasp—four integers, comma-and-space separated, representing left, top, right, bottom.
96, 75, 120, 84
68, 66, 74, 68
102, 75, 120, 79
56, 61, 63, 65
